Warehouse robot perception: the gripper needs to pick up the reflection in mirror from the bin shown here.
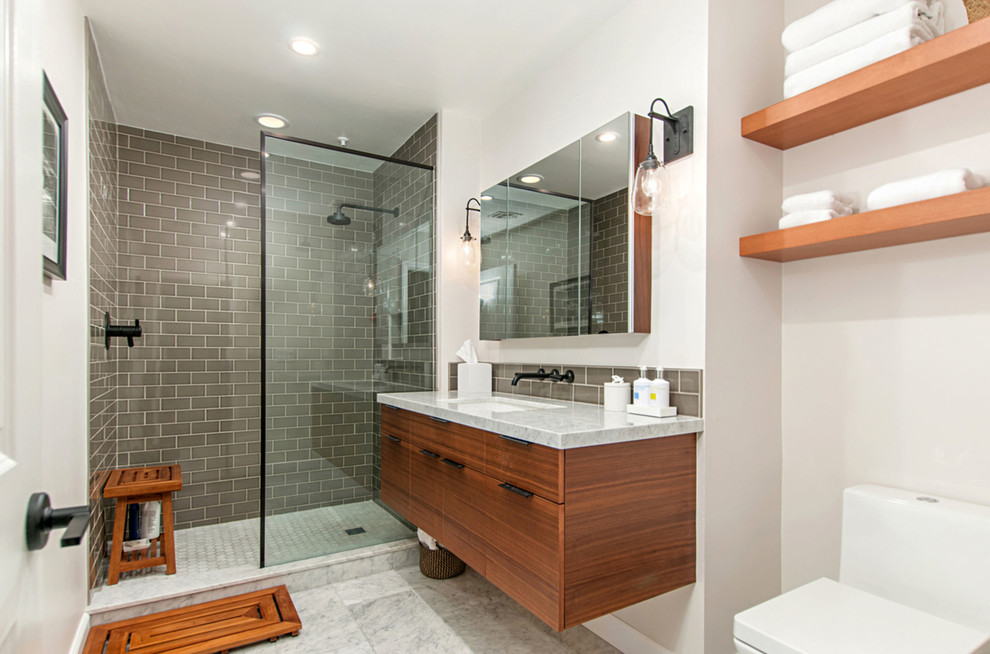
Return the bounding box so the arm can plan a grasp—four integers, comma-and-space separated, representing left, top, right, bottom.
479, 113, 635, 340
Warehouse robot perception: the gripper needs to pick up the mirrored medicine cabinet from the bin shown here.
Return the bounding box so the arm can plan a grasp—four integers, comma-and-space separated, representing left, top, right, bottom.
479, 112, 651, 340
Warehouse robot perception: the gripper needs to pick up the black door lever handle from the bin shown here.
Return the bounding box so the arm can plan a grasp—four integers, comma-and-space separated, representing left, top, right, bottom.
25, 492, 90, 550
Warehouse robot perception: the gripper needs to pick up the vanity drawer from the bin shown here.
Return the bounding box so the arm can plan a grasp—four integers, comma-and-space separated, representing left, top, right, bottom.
380, 432, 410, 520
407, 445, 445, 541
403, 410, 486, 471
441, 463, 488, 575
485, 474, 563, 629
380, 404, 410, 441
485, 432, 563, 503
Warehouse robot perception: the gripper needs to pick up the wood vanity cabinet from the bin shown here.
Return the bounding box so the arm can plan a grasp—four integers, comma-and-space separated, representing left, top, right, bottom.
379, 404, 697, 631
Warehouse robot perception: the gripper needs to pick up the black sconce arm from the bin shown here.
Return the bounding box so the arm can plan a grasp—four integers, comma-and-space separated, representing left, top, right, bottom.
645, 97, 694, 164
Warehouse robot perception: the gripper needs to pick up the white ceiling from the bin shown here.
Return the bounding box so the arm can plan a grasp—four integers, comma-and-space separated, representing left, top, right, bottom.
82, 0, 635, 156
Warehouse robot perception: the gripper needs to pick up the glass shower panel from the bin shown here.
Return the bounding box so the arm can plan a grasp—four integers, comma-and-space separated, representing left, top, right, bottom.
261, 135, 432, 567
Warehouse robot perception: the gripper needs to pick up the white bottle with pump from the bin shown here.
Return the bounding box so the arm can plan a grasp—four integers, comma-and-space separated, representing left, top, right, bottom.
649, 367, 670, 408
633, 366, 651, 407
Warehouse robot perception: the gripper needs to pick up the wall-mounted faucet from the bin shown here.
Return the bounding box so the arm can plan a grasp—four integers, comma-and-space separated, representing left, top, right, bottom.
511, 368, 575, 386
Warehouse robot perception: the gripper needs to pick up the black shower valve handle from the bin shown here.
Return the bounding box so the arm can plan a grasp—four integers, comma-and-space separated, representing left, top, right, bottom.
104, 312, 143, 350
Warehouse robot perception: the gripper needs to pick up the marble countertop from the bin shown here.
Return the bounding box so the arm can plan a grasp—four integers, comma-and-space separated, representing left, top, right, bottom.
376, 391, 703, 449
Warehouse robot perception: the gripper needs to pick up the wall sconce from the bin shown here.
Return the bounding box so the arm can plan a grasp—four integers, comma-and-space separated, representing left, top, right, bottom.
460, 198, 481, 267
632, 98, 694, 216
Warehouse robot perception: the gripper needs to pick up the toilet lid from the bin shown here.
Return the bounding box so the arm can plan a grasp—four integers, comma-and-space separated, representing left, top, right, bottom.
733, 578, 990, 654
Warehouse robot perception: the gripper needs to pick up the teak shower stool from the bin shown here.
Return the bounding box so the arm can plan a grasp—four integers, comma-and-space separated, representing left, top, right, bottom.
103, 464, 182, 585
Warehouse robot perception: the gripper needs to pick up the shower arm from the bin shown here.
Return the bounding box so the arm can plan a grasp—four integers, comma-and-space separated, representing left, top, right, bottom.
337, 202, 399, 217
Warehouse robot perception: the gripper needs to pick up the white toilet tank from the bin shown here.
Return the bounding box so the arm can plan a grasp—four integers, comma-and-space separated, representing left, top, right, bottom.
840, 484, 990, 633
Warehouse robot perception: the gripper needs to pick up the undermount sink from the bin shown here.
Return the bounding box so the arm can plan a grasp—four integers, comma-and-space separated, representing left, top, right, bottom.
445, 397, 565, 413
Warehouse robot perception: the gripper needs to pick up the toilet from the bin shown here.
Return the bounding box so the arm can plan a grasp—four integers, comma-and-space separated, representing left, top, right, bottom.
733, 485, 990, 654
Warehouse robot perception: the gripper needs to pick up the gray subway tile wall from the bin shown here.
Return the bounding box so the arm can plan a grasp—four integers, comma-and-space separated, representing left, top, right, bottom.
107, 117, 437, 536
591, 188, 629, 335
449, 362, 703, 417
86, 20, 120, 592
263, 151, 379, 516
479, 187, 630, 339
115, 127, 263, 531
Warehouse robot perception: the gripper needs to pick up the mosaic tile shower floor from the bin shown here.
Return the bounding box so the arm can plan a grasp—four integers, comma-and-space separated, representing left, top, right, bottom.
90, 501, 414, 609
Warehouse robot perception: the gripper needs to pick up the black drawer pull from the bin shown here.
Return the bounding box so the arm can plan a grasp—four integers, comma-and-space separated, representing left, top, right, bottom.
499, 482, 534, 498
428, 416, 451, 424
385, 434, 401, 443
441, 458, 464, 469
418, 449, 439, 459
498, 434, 532, 446
383, 404, 400, 410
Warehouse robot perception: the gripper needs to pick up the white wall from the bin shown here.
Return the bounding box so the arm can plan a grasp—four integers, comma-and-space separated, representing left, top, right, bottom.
40, 0, 90, 648
779, 0, 990, 591
703, 0, 785, 650
437, 109, 482, 392
473, 0, 708, 372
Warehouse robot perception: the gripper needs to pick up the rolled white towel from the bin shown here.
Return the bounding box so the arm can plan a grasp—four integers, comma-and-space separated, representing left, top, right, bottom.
779, 210, 840, 229
785, 1, 943, 77
782, 190, 857, 214
417, 528, 438, 551
784, 24, 931, 99
866, 168, 987, 210
782, 0, 929, 52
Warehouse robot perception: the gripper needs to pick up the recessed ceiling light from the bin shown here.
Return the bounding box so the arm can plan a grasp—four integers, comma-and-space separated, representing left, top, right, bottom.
256, 114, 288, 129
289, 37, 320, 56
518, 174, 543, 184
480, 195, 493, 201
239, 170, 260, 180
596, 131, 619, 143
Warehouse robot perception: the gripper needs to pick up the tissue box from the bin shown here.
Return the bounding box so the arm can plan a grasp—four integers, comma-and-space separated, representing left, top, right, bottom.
457, 363, 492, 396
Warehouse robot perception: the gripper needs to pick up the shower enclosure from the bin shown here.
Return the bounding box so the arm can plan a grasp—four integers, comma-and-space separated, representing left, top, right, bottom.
260, 134, 435, 567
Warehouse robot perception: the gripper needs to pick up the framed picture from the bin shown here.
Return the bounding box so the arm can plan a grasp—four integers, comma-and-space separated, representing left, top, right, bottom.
550, 275, 591, 336
42, 73, 67, 280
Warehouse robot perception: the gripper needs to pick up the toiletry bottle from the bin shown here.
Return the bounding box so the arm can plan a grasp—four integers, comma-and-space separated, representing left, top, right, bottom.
140, 501, 161, 540
649, 367, 670, 408
633, 366, 651, 406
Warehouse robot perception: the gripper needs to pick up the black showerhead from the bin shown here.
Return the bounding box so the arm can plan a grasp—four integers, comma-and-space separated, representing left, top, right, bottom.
327, 202, 398, 226
327, 207, 351, 226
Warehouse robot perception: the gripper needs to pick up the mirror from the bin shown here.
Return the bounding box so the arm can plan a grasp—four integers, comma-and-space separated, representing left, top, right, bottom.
479, 113, 649, 340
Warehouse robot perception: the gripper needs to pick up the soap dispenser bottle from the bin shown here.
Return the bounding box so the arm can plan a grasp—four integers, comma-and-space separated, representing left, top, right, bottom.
633, 366, 651, 407
649, 367, 670, 408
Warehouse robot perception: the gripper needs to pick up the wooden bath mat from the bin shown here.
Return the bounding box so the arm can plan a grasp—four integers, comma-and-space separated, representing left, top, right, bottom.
83, 585, 301, 653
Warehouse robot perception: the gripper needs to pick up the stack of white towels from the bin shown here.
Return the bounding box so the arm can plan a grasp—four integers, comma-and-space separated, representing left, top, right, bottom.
780, 191, 857, 229
866, 168, 986, 210
783, 0, 945, 99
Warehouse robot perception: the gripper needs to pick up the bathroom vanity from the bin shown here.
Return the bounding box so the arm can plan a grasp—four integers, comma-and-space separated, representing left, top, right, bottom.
377, 392, 702, 631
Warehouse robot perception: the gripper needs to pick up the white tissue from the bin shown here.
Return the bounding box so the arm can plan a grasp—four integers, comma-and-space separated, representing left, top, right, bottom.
611, 375, 624, 384
455, 339, 478, 364
418, 528, 438, 550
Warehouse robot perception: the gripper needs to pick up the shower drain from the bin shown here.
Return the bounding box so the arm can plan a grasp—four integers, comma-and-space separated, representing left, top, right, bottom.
344, 527, 366, 536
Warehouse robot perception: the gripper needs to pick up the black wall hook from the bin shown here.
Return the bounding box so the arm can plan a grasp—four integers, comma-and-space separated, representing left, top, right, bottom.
104, 312, 142, 349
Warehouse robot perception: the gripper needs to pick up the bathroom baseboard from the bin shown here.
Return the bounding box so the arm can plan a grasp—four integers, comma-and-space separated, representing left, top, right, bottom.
69, 612, 90, 654
584, 614, 675, 654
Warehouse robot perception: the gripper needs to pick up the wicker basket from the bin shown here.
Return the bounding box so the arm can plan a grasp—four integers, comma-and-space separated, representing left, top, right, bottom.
965, 0, 990, 23
419, 544, 465, 579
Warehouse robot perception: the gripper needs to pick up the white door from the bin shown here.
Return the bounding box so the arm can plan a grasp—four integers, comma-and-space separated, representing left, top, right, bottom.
0, 0, 49, 651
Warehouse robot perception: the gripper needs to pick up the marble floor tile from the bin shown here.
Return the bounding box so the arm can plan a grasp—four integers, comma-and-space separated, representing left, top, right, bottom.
333, 570, 412, 606
347, 589, 473, 654
399, 568, 618, 654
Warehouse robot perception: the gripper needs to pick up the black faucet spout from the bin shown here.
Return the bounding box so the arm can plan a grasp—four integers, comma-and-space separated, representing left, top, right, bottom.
510, 367, 575, 385
511, 368, 547, 386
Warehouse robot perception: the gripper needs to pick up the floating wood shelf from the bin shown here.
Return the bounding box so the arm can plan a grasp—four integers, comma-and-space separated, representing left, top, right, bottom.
739, 188, 990, 262
742, 18, 990, 150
